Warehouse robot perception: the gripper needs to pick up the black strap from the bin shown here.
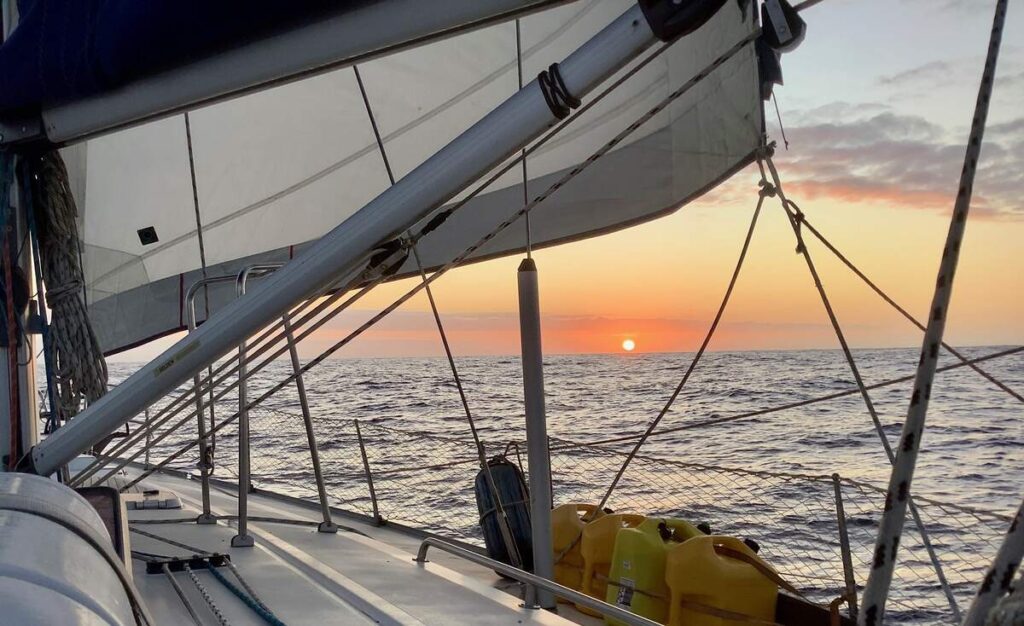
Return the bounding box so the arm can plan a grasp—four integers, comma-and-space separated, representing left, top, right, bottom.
538, 63, 581, 119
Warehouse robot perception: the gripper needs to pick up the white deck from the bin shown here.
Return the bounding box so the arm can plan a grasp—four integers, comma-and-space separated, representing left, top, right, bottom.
125, 468, 600, 625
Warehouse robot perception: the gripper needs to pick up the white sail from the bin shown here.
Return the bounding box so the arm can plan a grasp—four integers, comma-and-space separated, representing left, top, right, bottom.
70, 0, 761, 354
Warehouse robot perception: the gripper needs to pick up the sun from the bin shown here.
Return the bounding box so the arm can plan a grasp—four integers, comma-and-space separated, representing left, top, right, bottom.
621, 338, 636, 352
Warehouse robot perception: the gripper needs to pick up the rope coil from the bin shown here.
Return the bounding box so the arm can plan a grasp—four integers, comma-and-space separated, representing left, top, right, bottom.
538, 63, 581, 119
27, 152, 107, 423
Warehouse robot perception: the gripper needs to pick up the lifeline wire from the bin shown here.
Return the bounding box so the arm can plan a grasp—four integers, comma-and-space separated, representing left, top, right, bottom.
568, 344, 1024, 450
859, 0, 1010, 621
798, 216, 1022, 404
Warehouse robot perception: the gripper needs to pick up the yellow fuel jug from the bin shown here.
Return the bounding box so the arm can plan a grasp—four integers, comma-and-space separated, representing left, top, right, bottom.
604, 517, 703, 625
552, 503, 603, 593
665, 535, 778, 626
577, 513, 645, 615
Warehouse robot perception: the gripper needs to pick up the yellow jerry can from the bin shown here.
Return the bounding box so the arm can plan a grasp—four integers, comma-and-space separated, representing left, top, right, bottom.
604, 518, 703, 625
551, 503, 603, 594
576, 513, 646, 616
665, 535, 778, 626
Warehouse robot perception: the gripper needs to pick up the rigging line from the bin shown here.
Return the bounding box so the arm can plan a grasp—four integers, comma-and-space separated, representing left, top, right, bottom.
799, 217, 1023, 404
763, 155, 960, 620
130, 526, 212, 556
184, 563, 232, 626
110, 248, 410, 489
123, 29, 766, 491
162, 564, 205, 626
73, 257, 380, 485
771, 92, 789, 150
206, 563, 287, 626
354, 65, 395, 186
411, 244, 524, 568
360, 57, 520, 567
793, 0, 829, 11
183, 112, 219, 472
860, 0, 1010, 621
183, 113, 210, 302
596, 176, 768, 511
554, 345, 1024, 449
411, 248, 482, 454
516, 18, 532, 258
82, 2, 602, 291
80, 265, 381, 485
88, 29, 689, 485
98, 275, 391, 490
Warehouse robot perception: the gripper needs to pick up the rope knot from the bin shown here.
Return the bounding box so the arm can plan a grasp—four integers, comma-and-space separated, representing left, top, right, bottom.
44, 279, 83, 308
758, 180, 777, 198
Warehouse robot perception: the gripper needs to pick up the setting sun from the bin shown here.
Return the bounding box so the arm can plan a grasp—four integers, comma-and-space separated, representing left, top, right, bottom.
621, 338, 636, 352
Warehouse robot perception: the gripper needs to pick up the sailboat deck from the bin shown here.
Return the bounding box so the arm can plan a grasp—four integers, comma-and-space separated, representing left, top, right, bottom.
126, 467, 599, 625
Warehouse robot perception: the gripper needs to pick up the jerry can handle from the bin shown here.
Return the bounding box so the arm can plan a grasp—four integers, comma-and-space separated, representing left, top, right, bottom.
706, 536, 803, 598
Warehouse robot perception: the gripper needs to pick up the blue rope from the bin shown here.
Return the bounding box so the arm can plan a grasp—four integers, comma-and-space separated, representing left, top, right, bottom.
205, 563, 287, 626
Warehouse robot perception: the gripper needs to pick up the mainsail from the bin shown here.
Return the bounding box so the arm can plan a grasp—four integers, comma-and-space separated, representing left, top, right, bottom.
64, 0, 762, 354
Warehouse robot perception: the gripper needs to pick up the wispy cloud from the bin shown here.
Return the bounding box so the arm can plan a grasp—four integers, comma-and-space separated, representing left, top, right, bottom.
765, 104, 1024, 219
878, 61, 954, 87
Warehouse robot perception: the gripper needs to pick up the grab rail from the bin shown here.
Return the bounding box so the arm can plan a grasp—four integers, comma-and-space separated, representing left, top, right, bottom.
414, 537, 660, 626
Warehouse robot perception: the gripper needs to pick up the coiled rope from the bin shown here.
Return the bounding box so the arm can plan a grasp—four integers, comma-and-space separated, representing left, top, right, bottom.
27, 152, 107, 421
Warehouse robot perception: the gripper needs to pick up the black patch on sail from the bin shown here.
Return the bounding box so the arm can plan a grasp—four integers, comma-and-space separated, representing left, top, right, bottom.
137, 226, 159, 245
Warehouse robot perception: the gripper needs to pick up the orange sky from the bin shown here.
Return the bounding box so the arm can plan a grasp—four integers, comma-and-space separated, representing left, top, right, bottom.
329, 174, 1023, 357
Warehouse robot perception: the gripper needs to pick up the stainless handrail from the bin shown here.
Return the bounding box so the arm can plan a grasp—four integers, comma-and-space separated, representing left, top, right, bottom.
185, 274, 237, 524
236, 263, 338, 536
414, 537, 661, 626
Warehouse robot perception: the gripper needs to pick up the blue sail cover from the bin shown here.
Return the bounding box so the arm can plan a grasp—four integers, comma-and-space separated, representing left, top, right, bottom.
0, 0, 348, 113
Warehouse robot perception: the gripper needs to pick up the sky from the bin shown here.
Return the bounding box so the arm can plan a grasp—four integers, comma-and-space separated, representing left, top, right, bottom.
111, 0, 1024, 362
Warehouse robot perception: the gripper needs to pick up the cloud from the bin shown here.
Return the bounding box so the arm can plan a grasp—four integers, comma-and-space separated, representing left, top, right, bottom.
765, 105, 1024, 219
877, 54, 1023, 95
878, 61, 954, 87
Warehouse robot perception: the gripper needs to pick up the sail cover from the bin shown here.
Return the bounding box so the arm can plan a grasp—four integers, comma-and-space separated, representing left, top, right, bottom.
65, 0, 763, 354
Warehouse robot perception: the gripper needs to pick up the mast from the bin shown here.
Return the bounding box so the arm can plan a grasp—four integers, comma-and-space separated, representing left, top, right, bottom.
26, 1, 723, 478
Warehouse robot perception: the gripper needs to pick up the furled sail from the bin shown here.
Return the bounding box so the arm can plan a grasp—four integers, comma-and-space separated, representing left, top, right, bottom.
64, 0, 762, 354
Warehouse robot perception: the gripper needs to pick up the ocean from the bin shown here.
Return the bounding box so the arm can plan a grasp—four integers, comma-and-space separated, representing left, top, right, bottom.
100, 346, 1022, 622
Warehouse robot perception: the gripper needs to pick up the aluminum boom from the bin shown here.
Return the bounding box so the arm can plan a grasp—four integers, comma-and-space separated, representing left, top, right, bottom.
27, 2, 688, 476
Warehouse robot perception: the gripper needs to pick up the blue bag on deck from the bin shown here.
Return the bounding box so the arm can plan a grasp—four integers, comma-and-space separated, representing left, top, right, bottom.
474, 455, 533, 572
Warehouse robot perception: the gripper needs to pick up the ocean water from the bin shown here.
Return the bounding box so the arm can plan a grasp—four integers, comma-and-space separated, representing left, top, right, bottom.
102, 346, 1023, 622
